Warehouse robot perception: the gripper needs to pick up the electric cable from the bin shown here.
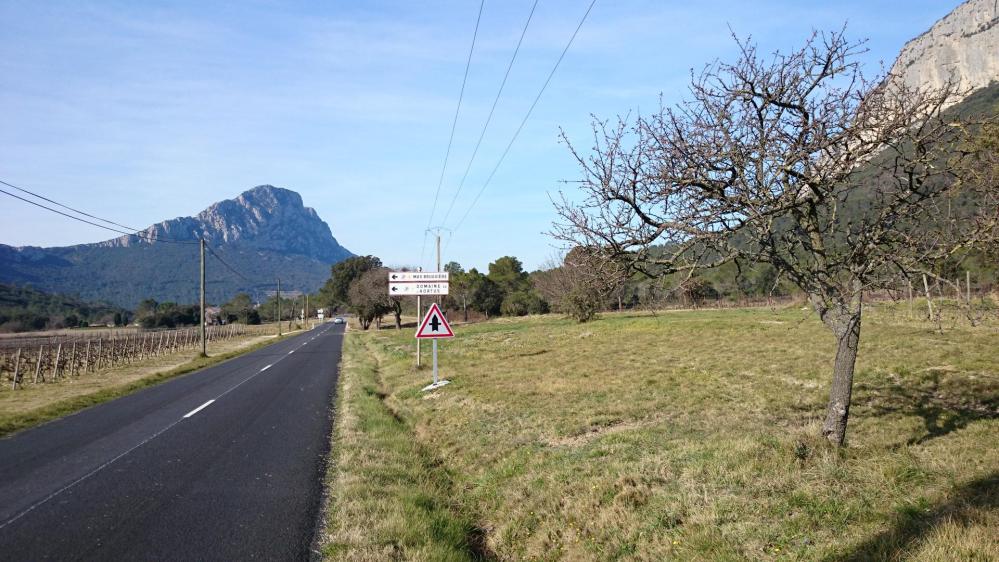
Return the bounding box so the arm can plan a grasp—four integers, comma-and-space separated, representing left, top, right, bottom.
0, 186, 196, 245
439, 0, 540, 228
425, 0, 486, 237
1, 179, 145, 233
447, 0, 597, 248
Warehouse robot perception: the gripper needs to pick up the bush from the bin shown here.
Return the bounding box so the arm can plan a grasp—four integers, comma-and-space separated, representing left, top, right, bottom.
501, 290, 548, 316
564, 288, 602, 322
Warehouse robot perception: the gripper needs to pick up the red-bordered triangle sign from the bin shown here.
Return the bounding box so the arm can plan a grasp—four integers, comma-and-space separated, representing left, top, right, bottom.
415, 303, 454, 339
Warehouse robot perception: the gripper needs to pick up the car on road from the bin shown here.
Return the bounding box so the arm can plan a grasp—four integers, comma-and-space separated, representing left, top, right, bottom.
333, 317, 345, 324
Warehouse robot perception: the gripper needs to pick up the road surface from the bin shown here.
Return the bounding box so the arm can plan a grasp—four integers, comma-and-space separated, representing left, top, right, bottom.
0, 322, 344, 561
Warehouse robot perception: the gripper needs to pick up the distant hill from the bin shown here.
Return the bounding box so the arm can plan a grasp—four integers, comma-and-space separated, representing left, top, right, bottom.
0, 283, 127, 332
0, 185, 353, 308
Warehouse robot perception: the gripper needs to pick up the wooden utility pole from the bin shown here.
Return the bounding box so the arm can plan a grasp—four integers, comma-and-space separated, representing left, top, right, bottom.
277, 278, 282, 336
200, 239, 207, 357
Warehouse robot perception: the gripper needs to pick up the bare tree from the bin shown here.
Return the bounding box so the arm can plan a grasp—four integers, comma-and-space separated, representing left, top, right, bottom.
534, 247, 627, 322
554, 30, 999, 446
347, 268, 394, 330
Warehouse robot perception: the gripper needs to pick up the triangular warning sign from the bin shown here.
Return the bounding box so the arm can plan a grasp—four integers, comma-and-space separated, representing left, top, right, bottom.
415, 303, 454, 339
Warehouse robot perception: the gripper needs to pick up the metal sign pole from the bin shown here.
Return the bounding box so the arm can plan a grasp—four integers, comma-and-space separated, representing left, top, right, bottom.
416, 295, 422, 367
432, 339, 438, 385
416, 303, 453, 392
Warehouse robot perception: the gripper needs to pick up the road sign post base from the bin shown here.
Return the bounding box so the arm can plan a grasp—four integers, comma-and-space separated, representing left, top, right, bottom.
421, 380, 450, 392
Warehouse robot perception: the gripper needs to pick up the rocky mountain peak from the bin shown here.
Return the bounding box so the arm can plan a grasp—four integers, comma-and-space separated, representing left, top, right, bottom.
887, 0, 999, 108
100, 185, 351, 263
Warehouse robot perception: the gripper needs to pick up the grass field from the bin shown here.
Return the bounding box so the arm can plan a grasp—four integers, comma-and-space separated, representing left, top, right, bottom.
320, 305, 998, 561
0, 326, 302, 437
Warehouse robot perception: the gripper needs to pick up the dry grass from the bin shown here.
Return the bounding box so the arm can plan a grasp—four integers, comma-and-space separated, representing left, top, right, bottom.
320, 335, 488, 561
0, 328, 301, 436
322, 305, 998, 561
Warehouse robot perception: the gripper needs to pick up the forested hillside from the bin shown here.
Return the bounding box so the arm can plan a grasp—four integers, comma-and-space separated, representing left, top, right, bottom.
0, 284, 127, 332
0, 186, 352, 308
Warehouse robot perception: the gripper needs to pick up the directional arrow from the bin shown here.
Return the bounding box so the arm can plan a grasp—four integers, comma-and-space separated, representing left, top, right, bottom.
388, 282, 448, 295
388, 271, 449, 282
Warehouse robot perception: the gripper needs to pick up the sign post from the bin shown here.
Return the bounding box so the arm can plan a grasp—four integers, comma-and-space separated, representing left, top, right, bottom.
415, 302, 454, 391
389, 271, 450, 368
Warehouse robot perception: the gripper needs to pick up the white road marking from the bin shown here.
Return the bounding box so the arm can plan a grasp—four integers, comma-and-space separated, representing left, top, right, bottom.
288, 349, 295, 354
182, 400, 215, 419
0, 332, 312, 530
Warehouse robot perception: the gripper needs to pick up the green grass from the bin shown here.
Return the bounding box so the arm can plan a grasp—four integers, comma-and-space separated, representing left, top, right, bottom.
319, 335, 490, 561
321, 305, 998, 561
0, 333, 293, 437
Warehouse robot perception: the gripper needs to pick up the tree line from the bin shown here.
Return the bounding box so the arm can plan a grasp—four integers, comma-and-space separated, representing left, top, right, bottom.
0, 284, 129, 333
310, 250, 834, 329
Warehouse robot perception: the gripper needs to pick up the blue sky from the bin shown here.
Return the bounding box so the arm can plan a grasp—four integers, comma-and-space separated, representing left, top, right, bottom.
0, 0, 957, 273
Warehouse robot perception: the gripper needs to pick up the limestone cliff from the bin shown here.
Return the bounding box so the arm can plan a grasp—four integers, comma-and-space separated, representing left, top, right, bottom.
887, 0, 999, 106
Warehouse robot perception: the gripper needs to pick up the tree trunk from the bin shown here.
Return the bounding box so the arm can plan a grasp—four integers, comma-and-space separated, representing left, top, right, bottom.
463, 297, 468, 322
820, 307, 862, 446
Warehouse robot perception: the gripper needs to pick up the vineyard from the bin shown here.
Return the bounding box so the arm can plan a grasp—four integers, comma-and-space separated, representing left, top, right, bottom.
0, 323, 272, 390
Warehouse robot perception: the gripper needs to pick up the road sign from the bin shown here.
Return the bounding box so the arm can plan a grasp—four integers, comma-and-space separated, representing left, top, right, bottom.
415, 303, 454, 338
388, 271, 449, 295
389, 271, 449, 282
389, 282, 449, 296
416, 303, 453, 391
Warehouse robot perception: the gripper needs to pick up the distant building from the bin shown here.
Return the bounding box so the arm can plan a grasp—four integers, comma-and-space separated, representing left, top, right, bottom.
205, 306, 223, 325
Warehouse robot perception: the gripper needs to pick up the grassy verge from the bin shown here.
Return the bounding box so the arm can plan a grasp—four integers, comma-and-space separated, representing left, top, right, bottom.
0, 331, 297, 437
320, 334, 490, 561
323, 306, 997, 561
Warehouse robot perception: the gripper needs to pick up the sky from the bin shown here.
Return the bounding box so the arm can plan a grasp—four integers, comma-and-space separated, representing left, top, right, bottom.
0, 0, 959, 273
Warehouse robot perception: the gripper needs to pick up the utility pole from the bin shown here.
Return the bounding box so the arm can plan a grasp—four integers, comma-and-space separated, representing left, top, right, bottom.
277, 278, 282, 336
416, 293, 422, 367
200, 239, 207, 357
306, 293, 309, 330
418, 227, 450, 367
434, 232, 442, 383
436, 232, 442, 306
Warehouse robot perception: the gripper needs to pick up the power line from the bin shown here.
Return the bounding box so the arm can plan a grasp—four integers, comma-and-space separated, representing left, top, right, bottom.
425, 0, 485, 235
447, 0, 597, 246
439, 0, 540, 228
0, 179, 143, 233
0, 185, 196, 245
204, 243, 253, 283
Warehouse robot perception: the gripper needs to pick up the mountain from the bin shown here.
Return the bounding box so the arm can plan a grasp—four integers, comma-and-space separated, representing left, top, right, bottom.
887, 0, 998, 108
0, 186, 353, 308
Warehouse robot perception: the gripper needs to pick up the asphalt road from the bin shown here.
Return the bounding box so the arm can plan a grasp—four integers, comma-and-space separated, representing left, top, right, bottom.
0, 322, 344, 561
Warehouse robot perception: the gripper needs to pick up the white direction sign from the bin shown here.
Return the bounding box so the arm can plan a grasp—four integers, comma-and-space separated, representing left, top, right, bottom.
415, 303, 454, 339
389, 271, 448, 282
388, 271, 449, 296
